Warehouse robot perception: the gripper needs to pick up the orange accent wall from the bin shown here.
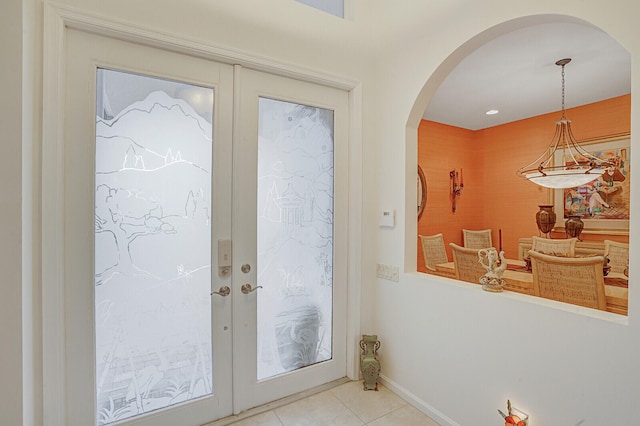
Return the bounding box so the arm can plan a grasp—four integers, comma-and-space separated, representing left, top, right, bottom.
417, 94, 630, 272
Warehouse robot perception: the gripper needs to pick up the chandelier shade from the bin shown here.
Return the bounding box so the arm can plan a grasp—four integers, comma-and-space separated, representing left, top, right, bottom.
517, 58, 613, 189
524, 169, 605, 189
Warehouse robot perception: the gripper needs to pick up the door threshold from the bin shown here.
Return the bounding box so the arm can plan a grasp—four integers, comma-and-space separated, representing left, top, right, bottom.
203, 377, 352, 426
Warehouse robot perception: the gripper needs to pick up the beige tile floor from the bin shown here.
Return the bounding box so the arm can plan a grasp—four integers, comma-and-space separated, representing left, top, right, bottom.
228, 381, 440, 426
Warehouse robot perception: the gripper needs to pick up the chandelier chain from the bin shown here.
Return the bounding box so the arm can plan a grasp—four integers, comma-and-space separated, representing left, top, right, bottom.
560, 63, 566, 119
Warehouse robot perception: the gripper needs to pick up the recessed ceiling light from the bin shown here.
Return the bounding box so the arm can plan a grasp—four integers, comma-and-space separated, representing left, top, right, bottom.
485, 109, 499, 115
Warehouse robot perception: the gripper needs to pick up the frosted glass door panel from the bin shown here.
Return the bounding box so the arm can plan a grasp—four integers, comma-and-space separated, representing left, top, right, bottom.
95, 69, 213, 425
256, 97, 334, 380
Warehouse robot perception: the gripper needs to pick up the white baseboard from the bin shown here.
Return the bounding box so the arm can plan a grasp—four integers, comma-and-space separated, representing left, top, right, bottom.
378, 374, 459, 426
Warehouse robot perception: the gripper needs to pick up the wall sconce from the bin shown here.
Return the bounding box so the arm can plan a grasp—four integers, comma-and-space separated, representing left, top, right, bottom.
450, 168, 464, 212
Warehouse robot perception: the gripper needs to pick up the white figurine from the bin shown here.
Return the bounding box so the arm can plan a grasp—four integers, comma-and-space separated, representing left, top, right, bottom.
478, 248, 507, 292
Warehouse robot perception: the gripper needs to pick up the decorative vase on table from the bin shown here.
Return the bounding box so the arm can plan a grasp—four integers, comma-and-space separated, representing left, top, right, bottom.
565, 214, 584, 241
535, 205, 556, 237
478, 248, 507, 292
360, 335, 381, 391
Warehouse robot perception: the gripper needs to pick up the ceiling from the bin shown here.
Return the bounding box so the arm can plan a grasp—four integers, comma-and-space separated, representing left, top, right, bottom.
423, 21, 631, 130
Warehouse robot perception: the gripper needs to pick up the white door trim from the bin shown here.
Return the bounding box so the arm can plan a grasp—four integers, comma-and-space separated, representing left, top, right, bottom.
231, 65, 350, 412
42, 5, 362, 425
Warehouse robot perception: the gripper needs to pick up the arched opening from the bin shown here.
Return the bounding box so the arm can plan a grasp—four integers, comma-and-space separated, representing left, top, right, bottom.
410, 15, 631, 315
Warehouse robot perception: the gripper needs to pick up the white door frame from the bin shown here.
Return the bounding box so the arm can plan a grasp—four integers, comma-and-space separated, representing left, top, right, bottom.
42, 5, 362, 424
231, 66, 350, 412
62, 29, 235, 426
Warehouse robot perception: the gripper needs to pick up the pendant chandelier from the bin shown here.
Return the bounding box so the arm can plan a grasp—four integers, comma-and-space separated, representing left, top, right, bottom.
517, 58, 613, 189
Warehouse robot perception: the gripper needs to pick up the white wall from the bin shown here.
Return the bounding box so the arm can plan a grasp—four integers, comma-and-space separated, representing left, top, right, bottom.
14, 0, 640, 424
372, 3, 640, 425
1, 0, 24, 425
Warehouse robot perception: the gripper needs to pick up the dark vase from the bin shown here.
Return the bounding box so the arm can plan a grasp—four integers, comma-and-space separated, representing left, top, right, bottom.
565, 214, 584, 240
535, 205, 556, 237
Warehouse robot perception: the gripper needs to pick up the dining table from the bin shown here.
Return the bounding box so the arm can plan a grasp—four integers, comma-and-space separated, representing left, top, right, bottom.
433, 258, 628, 315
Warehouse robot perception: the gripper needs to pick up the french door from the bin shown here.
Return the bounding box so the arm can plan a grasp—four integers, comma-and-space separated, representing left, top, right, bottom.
232, 67, 348, 411
61, 28, 348, 426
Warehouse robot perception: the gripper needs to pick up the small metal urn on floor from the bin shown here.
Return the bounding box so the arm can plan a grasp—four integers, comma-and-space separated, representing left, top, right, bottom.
360, 334, 381, 391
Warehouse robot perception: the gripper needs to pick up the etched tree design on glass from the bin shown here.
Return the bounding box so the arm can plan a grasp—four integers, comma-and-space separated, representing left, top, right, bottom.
94, 69, 213, 425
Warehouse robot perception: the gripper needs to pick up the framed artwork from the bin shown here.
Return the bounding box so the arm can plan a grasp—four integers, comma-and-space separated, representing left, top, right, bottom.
553, 136, 630, 234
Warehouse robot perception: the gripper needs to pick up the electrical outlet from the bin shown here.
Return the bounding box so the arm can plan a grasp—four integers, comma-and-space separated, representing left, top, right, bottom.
376, 263, 399, 282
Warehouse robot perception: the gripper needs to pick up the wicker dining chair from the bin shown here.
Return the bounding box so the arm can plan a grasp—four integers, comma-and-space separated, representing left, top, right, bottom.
450, 243, 490, 284
528, 250, 607, 310
462, 229, 493, 249
530, 236, 577, 257
419, 234, 449, 272
603, 240, 629, 274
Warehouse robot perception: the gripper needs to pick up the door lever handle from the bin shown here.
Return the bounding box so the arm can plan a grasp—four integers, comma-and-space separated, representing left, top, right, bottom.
241, 283, 262, 294
211, 285, 231, 297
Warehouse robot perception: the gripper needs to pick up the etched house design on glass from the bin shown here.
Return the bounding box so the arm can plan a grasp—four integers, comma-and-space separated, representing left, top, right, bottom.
265, 182, 315, 229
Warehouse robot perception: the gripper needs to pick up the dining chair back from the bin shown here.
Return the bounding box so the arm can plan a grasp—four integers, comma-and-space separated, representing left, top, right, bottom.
603, 240, 629, 274
419, 234, 449, 272
530, 236, 577, 257
450, 243, 490, 284
462, 229, 493, 249
528, 250, 607, 310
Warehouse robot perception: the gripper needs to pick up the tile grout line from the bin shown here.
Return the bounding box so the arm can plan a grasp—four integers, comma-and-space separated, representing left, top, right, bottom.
329, 387, 367, 425
330, 382, 410, 425
216, 377, 350, 425
224, 380, 437, 425
365, 404, 411, 425
272, 408, 285, 426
